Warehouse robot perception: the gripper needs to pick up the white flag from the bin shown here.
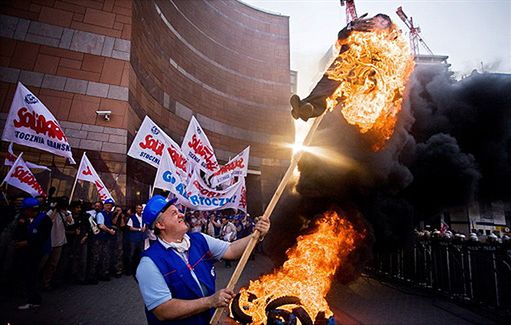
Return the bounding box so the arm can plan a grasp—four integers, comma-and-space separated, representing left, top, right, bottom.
5, 143, 51, 171
180, 168, 243, 211
76, 153, 113, 202
223, 177, 247, 213
1, 153, 46, 197
181, 116, 219, 175
127, 116, 181, 168
2, 82, 75, 164
153, 145, 187, 193
210, 146, 249, 187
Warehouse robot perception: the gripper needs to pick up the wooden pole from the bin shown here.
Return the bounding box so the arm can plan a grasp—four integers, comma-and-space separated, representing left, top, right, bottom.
209, 113, 326, 324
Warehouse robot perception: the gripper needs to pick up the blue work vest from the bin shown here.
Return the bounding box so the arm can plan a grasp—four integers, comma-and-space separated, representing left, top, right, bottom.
97, 210, 114, 240
127, 215, 145, 242
143, 232, 216, 325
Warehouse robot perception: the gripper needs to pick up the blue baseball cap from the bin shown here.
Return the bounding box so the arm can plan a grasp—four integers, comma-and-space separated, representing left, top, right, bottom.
22, 197, 40, 209
143, 195, 178, 228
104, 198, 115, 205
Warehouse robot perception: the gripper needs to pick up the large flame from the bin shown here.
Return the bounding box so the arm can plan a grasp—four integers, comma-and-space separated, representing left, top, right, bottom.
233, 211, 360, 323
326, 25, 415, 150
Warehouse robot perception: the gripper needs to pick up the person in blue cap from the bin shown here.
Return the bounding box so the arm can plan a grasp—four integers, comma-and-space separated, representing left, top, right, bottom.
136, 195, 270, 324
95, 198, 116, 281
15, 197, 52, 310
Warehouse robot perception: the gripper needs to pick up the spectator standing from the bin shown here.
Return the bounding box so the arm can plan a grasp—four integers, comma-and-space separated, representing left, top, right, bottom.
69, 201, 91, 284
86, 201, 103, 284
96, 199, 116, 281
206, 213, 221, 238
43, 197, 73, 290
15, 198, 52, 310
220, 216, 237, 268
126, 204, 146, 276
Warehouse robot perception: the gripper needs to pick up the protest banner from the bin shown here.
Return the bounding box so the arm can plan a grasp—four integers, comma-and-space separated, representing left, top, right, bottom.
69, 152, 113, 203
127, 116, 181, 168
210, 146, 249, 187
2, 82, 75, 164
181, 116, 219, 175
1, 153, 46, 197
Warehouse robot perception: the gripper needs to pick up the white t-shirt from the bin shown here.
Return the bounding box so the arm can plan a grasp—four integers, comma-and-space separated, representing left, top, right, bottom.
48, 209, 72, 247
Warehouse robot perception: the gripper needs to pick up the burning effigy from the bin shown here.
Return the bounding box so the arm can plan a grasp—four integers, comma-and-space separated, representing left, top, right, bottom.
226, 14, 414, 325
230, 211, 360, 324
291, 14, 414, 150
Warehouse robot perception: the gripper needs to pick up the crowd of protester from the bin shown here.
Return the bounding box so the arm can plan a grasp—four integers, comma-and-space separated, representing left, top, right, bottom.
0, 193, 255, 310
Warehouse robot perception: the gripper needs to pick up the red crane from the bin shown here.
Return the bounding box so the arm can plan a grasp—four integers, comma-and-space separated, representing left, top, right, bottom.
340, 0, 358, 24
396, 6, 434, 56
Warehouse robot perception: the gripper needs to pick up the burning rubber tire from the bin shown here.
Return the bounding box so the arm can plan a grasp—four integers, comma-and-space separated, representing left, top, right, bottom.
231, 294, 315, 325
230, 293, 255, 324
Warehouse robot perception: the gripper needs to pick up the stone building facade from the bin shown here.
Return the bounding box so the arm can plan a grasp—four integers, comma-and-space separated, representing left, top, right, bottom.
0, 0, 293, 216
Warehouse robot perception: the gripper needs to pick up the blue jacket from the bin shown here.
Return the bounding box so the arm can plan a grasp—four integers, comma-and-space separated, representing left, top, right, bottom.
143, 232, 216, 325
27, 212, 52, 255
127, 215, 145, 242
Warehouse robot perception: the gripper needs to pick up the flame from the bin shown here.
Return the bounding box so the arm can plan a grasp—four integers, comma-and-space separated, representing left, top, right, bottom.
326, 25, 414, 150
233, 211, 360, 323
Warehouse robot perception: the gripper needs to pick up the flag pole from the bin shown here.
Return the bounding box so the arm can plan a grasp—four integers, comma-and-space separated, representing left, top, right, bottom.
68, 152, 85, 204
47, 169, 52, 194
209, 113, 326, 324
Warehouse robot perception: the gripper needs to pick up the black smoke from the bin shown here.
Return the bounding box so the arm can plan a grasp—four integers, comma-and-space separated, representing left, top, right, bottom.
265, 65, 511, 282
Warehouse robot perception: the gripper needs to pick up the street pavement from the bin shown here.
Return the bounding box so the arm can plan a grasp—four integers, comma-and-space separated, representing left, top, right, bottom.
0, 253, 498, 325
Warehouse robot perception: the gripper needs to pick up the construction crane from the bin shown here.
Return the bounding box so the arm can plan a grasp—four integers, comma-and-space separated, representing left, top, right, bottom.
396, 6, 434, 56
340, 0, 358, 24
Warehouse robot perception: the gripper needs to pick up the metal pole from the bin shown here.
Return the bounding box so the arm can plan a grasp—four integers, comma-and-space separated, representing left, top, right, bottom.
446, 245, 451, 294
467, 249, 474, 300
492, 251, 500, 307
460, 248, 467, 297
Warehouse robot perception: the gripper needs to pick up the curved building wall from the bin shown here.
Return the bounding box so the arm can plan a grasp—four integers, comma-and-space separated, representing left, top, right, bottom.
0, 0, 293, 213
128, 0, 294, 214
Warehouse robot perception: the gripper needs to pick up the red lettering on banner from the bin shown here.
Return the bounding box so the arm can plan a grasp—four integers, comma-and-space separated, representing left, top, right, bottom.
139, 135, 164, 156
167, 146, 187, 172
94, 180, 108, 201
192, 180, 221, 198
82, 166, 92, 176
12, 165, 46, 196
188, 134, 218, 171
212, 157, 245, 177
13, 107, 67, 141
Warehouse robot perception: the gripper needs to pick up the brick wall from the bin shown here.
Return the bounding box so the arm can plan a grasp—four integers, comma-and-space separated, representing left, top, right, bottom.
0, 0, 131, 204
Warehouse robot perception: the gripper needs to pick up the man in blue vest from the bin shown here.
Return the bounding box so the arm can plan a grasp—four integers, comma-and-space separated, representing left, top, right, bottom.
96, 198, 116, 281
126, 204, 146, 275
136, 195, 270, 324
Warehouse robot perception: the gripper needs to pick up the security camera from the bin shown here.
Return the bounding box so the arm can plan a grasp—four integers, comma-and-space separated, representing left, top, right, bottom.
96, 110, 111, 121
